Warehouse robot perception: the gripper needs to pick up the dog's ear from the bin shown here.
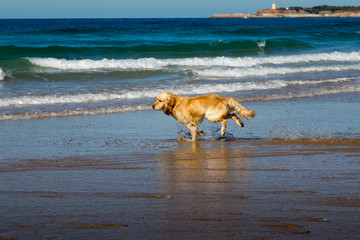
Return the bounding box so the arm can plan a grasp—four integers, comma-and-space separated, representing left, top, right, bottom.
164, 93, 176, 115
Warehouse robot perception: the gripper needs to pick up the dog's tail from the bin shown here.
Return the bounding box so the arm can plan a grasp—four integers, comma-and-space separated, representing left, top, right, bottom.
228, 97, 256, 120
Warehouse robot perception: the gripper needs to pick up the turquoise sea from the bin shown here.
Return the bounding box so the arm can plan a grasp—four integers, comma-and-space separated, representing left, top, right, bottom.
1, 18, 360, 121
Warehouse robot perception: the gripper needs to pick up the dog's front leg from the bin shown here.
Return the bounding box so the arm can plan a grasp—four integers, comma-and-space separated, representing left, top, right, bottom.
186, 123, 199, 141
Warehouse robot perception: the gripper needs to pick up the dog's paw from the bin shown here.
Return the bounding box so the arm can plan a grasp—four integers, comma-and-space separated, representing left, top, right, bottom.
218, 132, 235, 141
218, 136, 232, 141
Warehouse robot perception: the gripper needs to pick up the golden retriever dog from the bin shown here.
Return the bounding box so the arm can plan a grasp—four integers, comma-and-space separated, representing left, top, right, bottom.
152, 92, 255, 141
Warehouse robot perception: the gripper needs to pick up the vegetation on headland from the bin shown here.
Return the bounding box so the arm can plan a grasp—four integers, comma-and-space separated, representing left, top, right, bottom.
286, 5, 360, 14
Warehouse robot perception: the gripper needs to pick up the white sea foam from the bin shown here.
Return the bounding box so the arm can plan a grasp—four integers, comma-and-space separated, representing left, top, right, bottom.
27, 57, 165, 71
193, 64, 360, 78
257, 40, 266, 48
0, 78, 352, 108
0, 104, 152, 121
0, 68, 5, 81
26, 51, 360, 71
241, 86, 360, 102
2, 85, 359, 121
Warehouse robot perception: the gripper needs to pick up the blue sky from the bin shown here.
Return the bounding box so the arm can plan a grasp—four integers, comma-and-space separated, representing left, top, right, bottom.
1, 0, 360, 18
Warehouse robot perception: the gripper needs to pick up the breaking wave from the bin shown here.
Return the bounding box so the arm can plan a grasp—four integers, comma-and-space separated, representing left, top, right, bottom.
1, 85, 359, 121
0, 68, 5, 81
0, 78, 352, 108
26, 51, 360, 71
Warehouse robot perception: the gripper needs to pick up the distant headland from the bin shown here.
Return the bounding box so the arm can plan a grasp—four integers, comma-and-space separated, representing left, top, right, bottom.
210, 4, 360, 18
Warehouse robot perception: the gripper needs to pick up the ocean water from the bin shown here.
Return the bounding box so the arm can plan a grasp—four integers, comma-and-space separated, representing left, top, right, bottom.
0, 18, 360, 121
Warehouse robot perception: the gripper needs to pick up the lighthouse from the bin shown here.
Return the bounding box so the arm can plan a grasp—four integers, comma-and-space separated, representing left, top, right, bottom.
272, 3, 277, 10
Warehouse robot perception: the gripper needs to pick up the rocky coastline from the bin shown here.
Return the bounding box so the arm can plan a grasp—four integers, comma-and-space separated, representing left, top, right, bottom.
211, 9, 360, 18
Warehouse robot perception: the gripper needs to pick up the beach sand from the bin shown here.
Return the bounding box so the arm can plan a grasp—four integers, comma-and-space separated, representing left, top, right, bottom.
1, 94, 360, 239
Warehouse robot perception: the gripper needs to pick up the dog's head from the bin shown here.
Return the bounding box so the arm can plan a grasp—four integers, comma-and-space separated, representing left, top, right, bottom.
152, 92, 177, 115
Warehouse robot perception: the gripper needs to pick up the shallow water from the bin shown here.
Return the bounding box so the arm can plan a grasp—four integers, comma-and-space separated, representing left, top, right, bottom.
1, 95, 359, 238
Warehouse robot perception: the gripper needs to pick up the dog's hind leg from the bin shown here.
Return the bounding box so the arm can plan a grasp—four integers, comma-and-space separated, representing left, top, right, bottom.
228, 113, 244, 128
221, 119, 227, 136
219, 113, 245, 136
221, 113, 245, 136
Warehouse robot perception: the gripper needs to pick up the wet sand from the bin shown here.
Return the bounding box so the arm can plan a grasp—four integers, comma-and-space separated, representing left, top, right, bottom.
1, 95, 360, 239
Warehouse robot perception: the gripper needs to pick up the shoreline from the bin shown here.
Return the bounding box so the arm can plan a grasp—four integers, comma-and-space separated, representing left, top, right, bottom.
1, 94, 359, 238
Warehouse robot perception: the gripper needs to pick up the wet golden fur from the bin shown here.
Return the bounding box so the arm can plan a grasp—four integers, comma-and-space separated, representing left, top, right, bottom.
152, 92, 255, 141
